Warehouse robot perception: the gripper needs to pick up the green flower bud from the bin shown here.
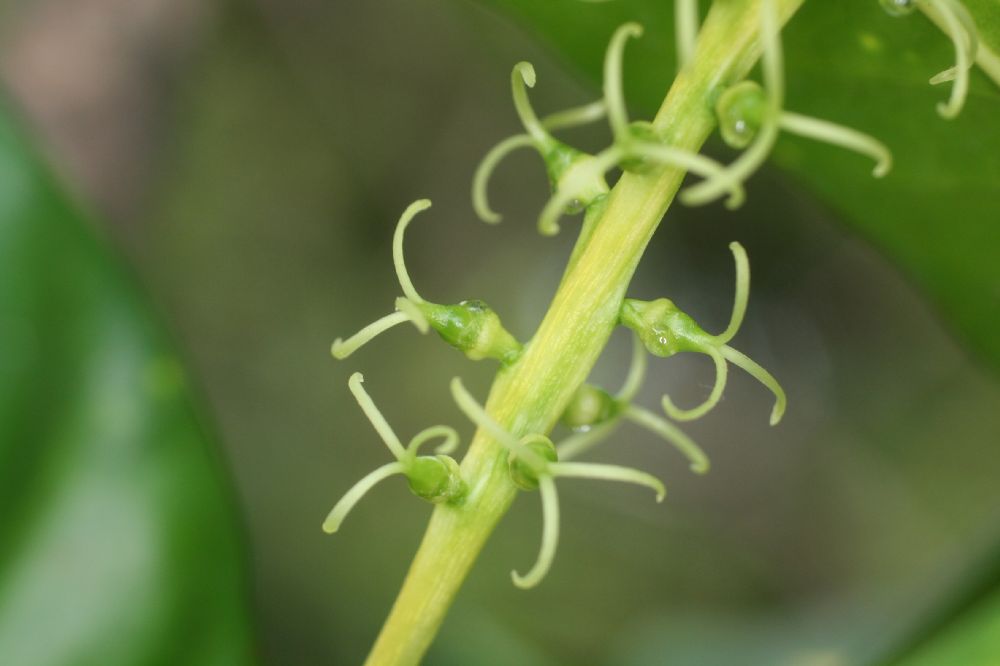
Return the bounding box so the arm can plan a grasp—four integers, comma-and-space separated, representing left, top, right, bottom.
561, 384, 620, 430
421, 300, 522, 365
406, 455, 466, 504
618, 121, 662, 173
715, 81, 767, 150
543, 143, 610, 215
619, 298, 708, 358
508, 435, 558, 491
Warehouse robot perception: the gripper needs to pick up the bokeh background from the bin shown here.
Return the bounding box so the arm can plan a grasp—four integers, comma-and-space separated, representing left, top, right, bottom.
2, 0, 999, 664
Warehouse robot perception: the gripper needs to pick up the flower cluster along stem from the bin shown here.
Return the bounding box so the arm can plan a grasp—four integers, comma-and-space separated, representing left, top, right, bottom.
362, 1, 805, 664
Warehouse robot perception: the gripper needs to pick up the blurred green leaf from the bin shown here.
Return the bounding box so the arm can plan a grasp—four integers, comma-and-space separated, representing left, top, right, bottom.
0, 102, 255, 664
892, 583, 1000, 665
472, 0, 1000, 371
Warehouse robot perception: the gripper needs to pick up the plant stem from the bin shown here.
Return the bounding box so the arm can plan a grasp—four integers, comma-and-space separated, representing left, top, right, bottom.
363, 2, 803, 663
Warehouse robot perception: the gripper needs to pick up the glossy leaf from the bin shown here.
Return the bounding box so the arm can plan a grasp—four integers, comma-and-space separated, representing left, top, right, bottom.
891, 583, 1000, 665
474, 0, 1000, 371
0, 104, 256, 664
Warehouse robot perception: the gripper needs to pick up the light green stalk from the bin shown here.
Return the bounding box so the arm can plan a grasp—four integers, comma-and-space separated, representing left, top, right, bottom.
363, 1, 804, 663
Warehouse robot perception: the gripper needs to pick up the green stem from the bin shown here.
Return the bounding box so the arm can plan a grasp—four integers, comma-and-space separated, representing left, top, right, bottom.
363, 2, 803, 663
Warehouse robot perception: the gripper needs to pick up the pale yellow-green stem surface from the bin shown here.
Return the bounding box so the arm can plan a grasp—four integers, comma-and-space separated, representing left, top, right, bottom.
363, 1, 804, 664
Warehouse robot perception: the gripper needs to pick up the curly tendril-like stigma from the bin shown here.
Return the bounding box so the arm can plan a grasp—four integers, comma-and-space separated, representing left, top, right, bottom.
557, 334, 710, 473
928, 0, 978, 118
538, 21, 740, 234
510, 436, 664, 589
630, 142, 746, 207
331, 200, 432, 359
407, 424, 460, 457
512, 475, 560, 589
509, 436, 665, 589
393, 199, 430, 304
512, 62, 547, 144
323, 462, 407, 535
473, 136, 536, 225
474, 62, 609, 230
622, 404, 711, 473
676, 0, 700, 69
880, 0, 980, 118
449, 376, 547, 469
537, 148, 619, 236
779, 112, 892, 177
451, 378, 665, 588
620, 242, 787, 426
605, 22, 644, 140
323, 374, 467, 534
681, 0, 783, 207
349, 372, 407, 460
472, 101, 607, 225
715, 82, 892, 178
332, 200, 522, 364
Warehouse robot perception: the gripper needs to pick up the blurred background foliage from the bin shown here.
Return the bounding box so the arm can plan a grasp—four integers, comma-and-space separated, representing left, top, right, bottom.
0, 0, 998, 664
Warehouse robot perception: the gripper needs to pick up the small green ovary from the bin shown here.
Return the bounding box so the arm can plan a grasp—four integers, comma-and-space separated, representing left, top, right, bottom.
406, 455, 466, 504
716, 81, 767, 149
617, 121, 661, 173
509, 435, 558, 490
545, 147, 610, 215
421, 300, 522, 365
620, 298, 708, 357
561, 384, 620, 430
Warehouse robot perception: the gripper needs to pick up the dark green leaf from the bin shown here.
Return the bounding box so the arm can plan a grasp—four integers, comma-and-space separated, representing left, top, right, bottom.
472, 0, 1000, 371
891, 577, 1000, 665
0, 102, 256, 664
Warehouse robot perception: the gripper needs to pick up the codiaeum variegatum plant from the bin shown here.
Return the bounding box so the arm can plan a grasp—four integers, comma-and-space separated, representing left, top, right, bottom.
324, 0, 997, 663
